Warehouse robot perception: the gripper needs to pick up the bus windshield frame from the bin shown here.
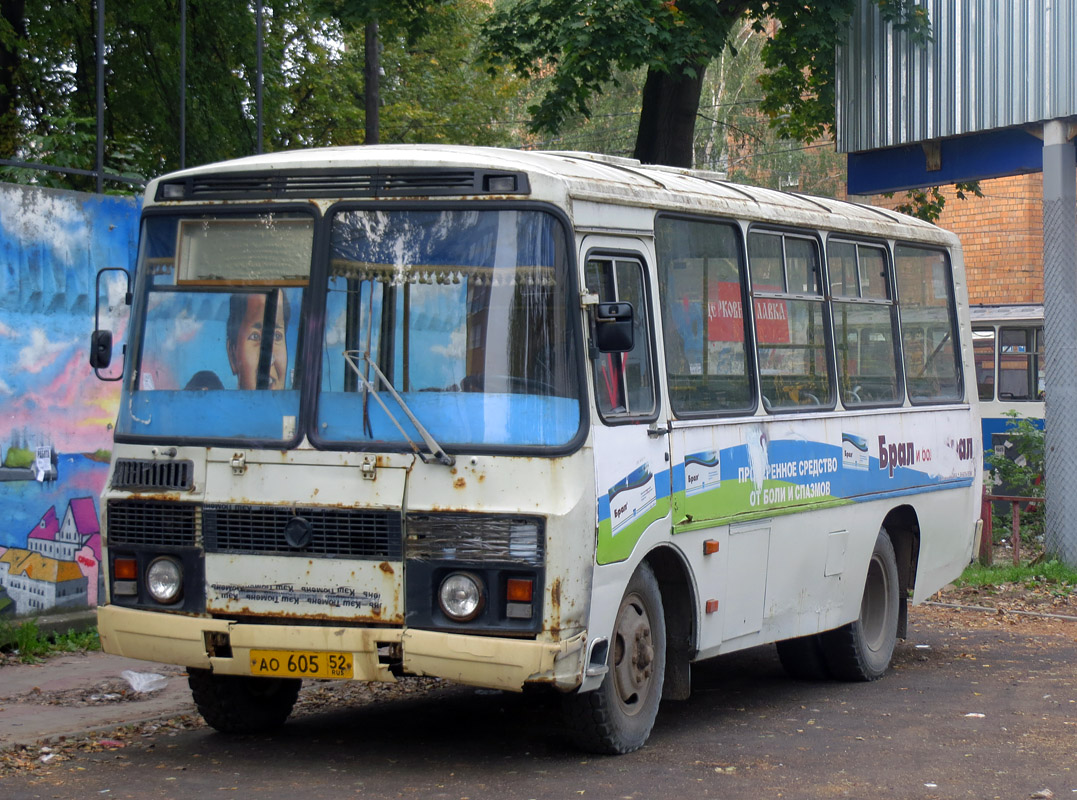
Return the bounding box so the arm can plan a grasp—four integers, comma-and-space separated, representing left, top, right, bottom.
115, 202, 587, 455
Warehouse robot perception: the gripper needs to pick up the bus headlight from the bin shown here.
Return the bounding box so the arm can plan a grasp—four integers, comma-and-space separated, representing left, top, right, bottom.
146, 556, 183, 604
438, 572, 485, 622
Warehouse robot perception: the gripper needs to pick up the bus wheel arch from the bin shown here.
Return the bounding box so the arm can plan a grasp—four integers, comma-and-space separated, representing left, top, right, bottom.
644, 545, 696, 702
820, 524, 902, 681
881, 505, 920, 640
562, 560, 667, 754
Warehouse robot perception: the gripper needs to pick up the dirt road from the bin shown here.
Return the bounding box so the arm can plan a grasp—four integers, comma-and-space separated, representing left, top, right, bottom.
3, 602, 1075, 799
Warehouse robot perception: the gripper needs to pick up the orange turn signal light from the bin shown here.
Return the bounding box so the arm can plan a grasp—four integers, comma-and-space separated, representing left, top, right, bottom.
114, 557, 138, 580
506, 578, 533, 603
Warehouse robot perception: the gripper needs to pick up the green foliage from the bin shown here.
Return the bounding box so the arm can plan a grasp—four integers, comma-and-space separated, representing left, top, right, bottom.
376, 1, 525, 146
0, 0, 523, 187
758, 0, 929, 144
955, 559, 1077, 594
483, 0, 931, 163
311, 0, 448, 43
0, 619, 101, 664
986, 410, 1045, 542
886, 181, 984, 223
482, 0, 741, 137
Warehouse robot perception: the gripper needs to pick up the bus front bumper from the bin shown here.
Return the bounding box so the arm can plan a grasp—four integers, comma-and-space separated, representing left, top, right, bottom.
97, 605, 586, 691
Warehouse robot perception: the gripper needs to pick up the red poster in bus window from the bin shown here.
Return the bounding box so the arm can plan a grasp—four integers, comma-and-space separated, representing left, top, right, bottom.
752, 295, 791, 343
707, 281, 745, 342
707, 282, 790, 343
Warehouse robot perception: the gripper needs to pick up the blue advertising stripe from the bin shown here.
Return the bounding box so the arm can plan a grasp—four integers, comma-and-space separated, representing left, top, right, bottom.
844, 477, 975, 504
599, 462, 672, 524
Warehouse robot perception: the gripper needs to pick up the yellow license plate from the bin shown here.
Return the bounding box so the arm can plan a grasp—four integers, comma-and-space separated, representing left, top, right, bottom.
250, 649, 354, 679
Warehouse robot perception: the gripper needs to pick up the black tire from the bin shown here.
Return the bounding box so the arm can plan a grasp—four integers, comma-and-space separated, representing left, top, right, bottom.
820, 527, 900, 681
775, 633, 831, 681
562, 562, 666, 755
188, 669, 301, 734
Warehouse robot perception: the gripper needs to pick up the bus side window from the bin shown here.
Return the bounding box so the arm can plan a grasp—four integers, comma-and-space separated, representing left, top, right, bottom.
827, 240, 901, 407
655, 216, 753, 416
998, 326, 1042, 401
585, 257, 656, 419
894, 246, 963, 404
749, 231, 832, 411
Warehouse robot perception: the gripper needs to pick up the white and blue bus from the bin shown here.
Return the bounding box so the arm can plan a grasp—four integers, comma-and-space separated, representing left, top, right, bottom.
91, 146, 982, 754
971, 304, 1044, 462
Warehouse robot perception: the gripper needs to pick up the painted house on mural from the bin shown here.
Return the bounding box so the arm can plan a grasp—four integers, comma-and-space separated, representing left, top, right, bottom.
0, 498, 102, 614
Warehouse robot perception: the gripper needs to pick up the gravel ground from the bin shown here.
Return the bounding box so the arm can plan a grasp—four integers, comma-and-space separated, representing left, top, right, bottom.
1, 546, 1072, 780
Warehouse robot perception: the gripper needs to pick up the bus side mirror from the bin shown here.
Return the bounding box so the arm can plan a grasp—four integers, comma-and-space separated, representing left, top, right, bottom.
594, 302, 634, 353
89, 329, 113, 368
91, 267, 131, 381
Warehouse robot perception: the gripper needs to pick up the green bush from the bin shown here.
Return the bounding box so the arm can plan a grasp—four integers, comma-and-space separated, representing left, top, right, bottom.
985, 411, 1045, 544
0, 618, 101, 663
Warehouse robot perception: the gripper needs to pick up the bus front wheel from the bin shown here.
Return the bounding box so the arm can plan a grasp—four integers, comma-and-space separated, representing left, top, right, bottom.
821, 527, 900, 681
188, 669, 301, 734
562, 562, 666, 754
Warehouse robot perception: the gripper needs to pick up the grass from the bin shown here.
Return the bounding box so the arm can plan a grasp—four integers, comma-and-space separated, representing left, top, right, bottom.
0, 619, 101, 664
955, 558, 1077, 595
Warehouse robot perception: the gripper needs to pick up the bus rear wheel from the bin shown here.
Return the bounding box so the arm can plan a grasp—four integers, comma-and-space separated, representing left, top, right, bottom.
562, 562, 666, 754
188, 669, 301, 734
821, 527, 900, 681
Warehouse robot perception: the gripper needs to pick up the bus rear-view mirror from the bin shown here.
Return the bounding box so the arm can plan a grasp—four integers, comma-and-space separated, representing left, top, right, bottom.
90, 267, 131, 381
595, 301, 634, 353
89, 329, 113, 369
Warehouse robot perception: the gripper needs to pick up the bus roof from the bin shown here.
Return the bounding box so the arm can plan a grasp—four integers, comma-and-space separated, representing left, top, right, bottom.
144, 145, 958, 246
969, 304, 1044, 324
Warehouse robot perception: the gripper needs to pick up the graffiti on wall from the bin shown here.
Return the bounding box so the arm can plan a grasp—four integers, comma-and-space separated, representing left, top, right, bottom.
0, 182, 139, 615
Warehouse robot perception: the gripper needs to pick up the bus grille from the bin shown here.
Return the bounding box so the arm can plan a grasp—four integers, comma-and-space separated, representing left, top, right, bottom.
111, 458, 193, 491
203, 504, 402, 559
406, 514, 545, 566
107, 500, 198, 547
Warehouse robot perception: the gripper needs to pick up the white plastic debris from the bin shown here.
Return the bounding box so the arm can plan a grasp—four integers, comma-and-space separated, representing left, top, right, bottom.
964, 712, 986, 718
121, 670, 169, 693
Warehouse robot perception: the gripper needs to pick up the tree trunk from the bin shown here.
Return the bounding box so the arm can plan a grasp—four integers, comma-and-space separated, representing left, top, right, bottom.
633, 62, 707, 168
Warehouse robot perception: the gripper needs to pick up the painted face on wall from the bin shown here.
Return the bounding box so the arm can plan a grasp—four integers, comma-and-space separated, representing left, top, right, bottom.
227, 292, 288, 390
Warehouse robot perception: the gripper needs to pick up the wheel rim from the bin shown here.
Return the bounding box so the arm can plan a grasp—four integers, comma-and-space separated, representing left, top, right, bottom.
611, 592, 655, 716
859, 553, 893, 653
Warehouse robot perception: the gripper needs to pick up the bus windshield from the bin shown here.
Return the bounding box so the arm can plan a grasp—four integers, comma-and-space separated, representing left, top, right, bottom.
317, 208, 582, 449
117, 210, 313, 443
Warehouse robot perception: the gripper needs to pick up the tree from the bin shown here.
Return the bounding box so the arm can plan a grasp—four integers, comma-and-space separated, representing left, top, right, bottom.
0, 0, 525, 191
482, 0, 929, 167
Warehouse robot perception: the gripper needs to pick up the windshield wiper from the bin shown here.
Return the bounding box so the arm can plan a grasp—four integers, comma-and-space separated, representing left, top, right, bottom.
342, 350, 455, 467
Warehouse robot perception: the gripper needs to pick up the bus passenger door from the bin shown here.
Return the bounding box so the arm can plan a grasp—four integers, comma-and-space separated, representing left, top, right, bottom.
583, 246, 671, 566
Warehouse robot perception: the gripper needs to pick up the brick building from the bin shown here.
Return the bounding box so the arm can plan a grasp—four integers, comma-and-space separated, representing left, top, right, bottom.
870, 173, 1048, 307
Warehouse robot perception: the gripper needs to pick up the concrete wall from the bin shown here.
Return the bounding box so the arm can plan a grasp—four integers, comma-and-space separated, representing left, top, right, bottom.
0, 182, 140, 616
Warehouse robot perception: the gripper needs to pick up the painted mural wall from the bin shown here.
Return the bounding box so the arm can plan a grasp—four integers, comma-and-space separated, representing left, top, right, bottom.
0, 182, 140, 616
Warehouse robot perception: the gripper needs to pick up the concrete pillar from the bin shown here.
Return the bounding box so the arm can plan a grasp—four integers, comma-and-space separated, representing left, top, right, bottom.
1042, 120, 1077, 567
